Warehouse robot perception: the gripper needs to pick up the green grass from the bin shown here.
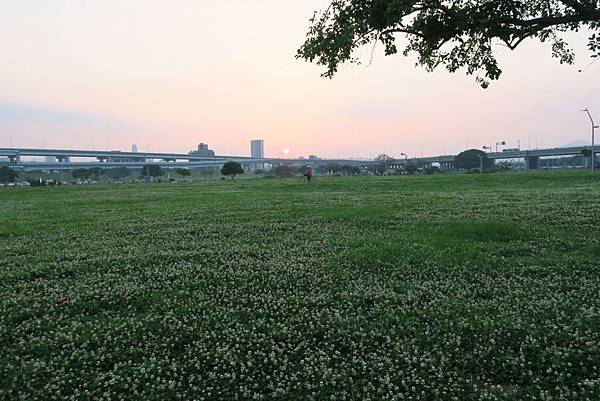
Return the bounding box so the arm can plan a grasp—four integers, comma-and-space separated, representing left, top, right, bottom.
1, 171, 600, 400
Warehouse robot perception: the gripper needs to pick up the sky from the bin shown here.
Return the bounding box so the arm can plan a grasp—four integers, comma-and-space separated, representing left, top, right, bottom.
1, 0, 599, 159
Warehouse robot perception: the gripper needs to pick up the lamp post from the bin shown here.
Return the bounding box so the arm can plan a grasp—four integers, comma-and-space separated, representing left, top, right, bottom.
578, 58, 600, 73
495, 141, 506, 152
528, 135, 538, 150
582, 108, 598, 172
399, 153, 408, 173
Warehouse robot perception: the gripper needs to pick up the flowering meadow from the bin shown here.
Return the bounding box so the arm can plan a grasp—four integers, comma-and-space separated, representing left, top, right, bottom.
1, 172, 599, 400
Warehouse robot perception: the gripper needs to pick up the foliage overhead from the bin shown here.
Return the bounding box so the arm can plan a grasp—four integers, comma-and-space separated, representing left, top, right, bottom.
297, 0, 600, 87
221, 161, 244, 179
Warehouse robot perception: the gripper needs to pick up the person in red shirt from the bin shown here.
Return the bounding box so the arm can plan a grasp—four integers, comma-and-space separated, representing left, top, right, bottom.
304, 166, 313, 182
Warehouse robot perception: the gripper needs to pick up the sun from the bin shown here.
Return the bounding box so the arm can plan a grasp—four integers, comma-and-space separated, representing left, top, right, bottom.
283, 148, 290, 155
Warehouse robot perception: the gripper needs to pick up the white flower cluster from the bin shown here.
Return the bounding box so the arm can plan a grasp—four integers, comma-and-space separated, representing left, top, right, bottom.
1, 175, 599, 400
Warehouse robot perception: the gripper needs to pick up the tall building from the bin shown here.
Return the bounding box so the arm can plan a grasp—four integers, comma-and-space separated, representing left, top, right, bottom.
251, 139, 264, 158
189, 143, 215, 157
131, 144, 138, 153
250, 139, 265, 171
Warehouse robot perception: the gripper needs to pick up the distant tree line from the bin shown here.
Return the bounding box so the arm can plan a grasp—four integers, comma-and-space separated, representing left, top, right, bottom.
142, 164, 163, 178
317, 163, 361, 176
72, 167, 131, 180
0, 166, 18, 184
72, 168, 102, 180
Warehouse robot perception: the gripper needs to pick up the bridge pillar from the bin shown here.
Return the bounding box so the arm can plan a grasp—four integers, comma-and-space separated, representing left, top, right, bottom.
56, 156, 70, 163
440, 161, 454, 172
8, 155, 20, 164
525, 155, 539, 170
584, 154, 599, 169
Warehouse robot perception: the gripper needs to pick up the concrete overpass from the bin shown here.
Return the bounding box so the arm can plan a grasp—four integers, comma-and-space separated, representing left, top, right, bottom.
0, 147, 375, 171
1, 145, 595, 172
485, 146, 595, 170
0, 147, 274, 163
402, 146, 595, 170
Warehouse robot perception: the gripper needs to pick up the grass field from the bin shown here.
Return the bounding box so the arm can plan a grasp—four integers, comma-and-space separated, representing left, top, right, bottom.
1, 172, 599, 400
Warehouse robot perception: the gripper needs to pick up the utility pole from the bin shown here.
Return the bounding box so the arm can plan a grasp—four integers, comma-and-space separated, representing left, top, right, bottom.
582, 109, 598, 172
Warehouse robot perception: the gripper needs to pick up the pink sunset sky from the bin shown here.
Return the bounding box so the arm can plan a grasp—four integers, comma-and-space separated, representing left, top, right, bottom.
1, 0, 599, 159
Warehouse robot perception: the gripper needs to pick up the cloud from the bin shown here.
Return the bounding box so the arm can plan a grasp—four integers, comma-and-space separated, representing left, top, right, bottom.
0, 102, 129, 129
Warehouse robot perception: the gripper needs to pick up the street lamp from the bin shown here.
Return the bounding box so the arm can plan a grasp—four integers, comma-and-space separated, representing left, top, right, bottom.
528, 135, 538, 150
582, 108, 598, 172
578, 58, 600, 73
495, 141, 506, 152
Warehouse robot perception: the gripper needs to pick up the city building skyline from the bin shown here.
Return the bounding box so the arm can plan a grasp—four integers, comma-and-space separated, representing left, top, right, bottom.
251, 139, 265, 170
250, 140, 264, 159
189, 143, 215, 157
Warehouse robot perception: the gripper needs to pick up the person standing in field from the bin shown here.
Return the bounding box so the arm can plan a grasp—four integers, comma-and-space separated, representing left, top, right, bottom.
304, 166, 313, 182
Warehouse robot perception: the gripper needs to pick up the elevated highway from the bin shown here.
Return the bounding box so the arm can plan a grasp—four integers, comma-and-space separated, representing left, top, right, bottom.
402, 146, 594, 170
0, 147, 375, 171
1, 145, 595, 171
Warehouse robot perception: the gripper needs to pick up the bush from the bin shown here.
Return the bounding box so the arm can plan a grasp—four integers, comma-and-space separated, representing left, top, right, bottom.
142, 164, 162, 178
273, 166, 294, 178
27, 178, 47, 187
175, 168, 191, 178
404, 163, 418, 175
221, 162, 244, 179
423, 166, 441, 175
455, 149, 492, 170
